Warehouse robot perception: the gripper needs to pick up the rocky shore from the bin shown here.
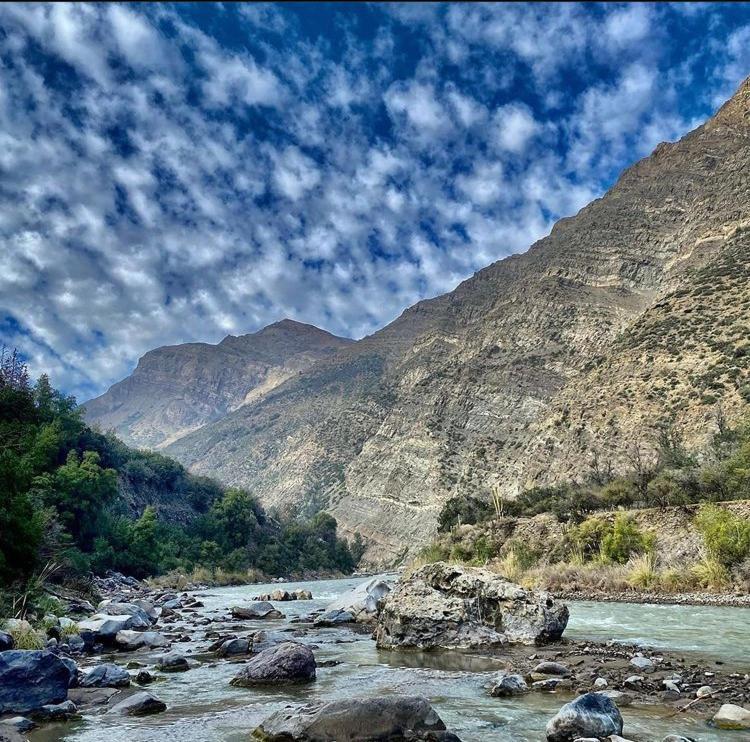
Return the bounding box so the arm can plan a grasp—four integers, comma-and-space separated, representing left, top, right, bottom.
1, 564, 748, 741
555, 588, 750, 608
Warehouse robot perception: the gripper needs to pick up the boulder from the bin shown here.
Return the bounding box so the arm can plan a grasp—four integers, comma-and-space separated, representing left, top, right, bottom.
0, 718, 35, 734
29, 699, 78, 722
231, 602, 284, 620
81, 663, 130, 688
533, 661, 571, 677
78, 613, 145, 641
155, 652, 189, 673
217, 637, 250, 657
132, 599, 159, 622
490, 673, 528, 697
96, 602, 152, 627
294, 590, 313, 600
313, 609, 356, 627
115, 630, 168, 651
59, 656, 78, 687
596, 690, 632, 708
629, 655, 654, 673
108, 691, 166, 716
252, 695, 460, 741
0, 632, 14, 652
271, 589, 292, 601
375, 563, 568, 650
0, 650, 70, 714
546, 693, 623, 742
712, 703, 750, 730
230, 642, 315, 686
322, 578, 391, 623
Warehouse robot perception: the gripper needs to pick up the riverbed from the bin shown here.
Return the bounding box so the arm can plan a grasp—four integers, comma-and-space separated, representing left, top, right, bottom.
33, 576, 750, 741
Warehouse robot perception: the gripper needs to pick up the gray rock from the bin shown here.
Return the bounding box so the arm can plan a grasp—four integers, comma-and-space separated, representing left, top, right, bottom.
533, 661, 571, 677
155, 652, 189, 673
623, 675, 643, 690
0, 632, 14, 652
695, 685, 713, 698
546, 692, 623, 742
629, 655, 654, 673
162, 599, 182, 610
132, 599, 159, 622
0, 718, 34, 734
115, 630, 168, 651
81, 663, 130, 688
712, 703, 750, 730
375, 563, 567, 650
77, 613, 145, 641
67, 634, 85, 653
0, 650, 70, 714
231, 602, 284, 620
253, 695, 460, 741
595, 690, 633, 708
313, 609, 356, 627
662, 736, 697, 742
490, 673, 528, 697
217, 637, 250, 657
135, 670, 154, 685
108, 691, 166, 716
230, 642, 315, 686
593, 678, 608, 689
96, 602, 152, 627
0, 725, 25, 742
29, 699, 77, 722
294, 590, 313, 600
270, 589, 292, 601
68, 687, 119, 707
321, 578, 392, 623
59, 656, 78, 687
533, 678, 573, 692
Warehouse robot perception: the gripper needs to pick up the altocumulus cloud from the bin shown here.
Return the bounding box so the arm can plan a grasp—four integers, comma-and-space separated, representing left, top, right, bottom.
1, 2, 749, 399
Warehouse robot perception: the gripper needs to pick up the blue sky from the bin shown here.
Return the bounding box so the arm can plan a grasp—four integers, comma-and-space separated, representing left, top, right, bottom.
1, 2, 749, 400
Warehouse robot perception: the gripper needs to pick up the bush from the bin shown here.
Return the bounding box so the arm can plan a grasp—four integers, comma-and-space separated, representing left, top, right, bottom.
692, 557, 731, 589
694, 504, 750, 566
437, 495, 492, 532
600, 515, 654, 564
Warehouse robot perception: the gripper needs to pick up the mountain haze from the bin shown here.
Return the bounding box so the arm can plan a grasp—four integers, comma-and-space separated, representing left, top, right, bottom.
88, 78, 750, 565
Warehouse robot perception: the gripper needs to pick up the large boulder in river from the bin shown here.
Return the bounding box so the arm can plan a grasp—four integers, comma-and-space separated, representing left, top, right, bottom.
115, 630, 168, 651
545, 692, 623, 742
230, 642, 315, 686
108, 691, 166, 716
0, 650, 70, 714
78, 613, 146, 642
96, 602, 153, 627
375, 562, 568, 650
81, 663, 130, 688
712, 703, 750, 730
322, 578, 391, 623
231, 602, 284, 620
252, 695, 460, 741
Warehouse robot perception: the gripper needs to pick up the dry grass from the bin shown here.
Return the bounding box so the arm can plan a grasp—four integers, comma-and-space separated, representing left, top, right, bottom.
3, 623, 45, 650
147, 566, 267, 590
692, 557, 731, 589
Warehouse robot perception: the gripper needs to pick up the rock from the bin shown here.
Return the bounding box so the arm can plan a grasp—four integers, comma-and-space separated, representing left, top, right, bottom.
546, 692, 623, 742
0, 632, 14, 652
81, 663, 130, 688
623, 675, 643, 690
77, 613, 146, 641
593, 678, 608, 689
132, 599, 159, 622
533, 661, 571, 677
162, 599, 182, 610
0, 718, 34, 734
67, 634, 85, 654
0, 650, 70, 714
252, 695, 459, 741
695, 685, 713, 698
322, 578, 391, 623
375, 563, 568, 650
712, 703, 750, 730
108, 691, 166, 716
58, 617, 77, 632
230, 642, 315, 686
115, 630, 168, 651
231, 602, 284, 620
3, 620, 31, 634
294, 590, 313, 600
533, 678, 573, 692
29, 699, 78, 722
68, 687, 119, 707
663, 679, 680, 693
155, 652, 189, 673
135, 670, 154, 685
270, 589, 291, 601
596, 690, 633, 708
313, 609, 356, 627
490, 673, 528, 697
629, 655, 654, 673
96, 602, 152, 627
662, 736, 696, 742
217, 637, 250, 657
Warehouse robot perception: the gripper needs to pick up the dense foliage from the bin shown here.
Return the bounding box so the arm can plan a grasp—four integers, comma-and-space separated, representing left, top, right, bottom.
0, 349, 360, 591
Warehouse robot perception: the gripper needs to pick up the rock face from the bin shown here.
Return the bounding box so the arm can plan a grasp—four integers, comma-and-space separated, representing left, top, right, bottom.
375, 563, 568, 649
322, 578, 391, 622
252, 695, 458, 741
0, 651, 70, 714
546, 692, 624, 742
230, 642, 316, 686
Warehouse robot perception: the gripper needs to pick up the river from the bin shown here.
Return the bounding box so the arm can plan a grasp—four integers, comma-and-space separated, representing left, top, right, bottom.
34, 576, 750, 741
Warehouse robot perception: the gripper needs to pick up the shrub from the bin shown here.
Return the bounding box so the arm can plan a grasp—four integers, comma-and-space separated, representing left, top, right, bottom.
627, 552, 658, 588
3, 623, 45, 650
694, 504, 750, 566
599, 479, 637, 509
600, 515, 654, 564
437, 495, 492, 532
569, 517, 611, 563
692, 557, 731, 589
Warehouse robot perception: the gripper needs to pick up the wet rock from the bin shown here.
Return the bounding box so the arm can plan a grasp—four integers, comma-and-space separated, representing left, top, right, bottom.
29, 699, 77, 722
115, 630, 168, 651
533, 661, 571, 677
712, 703, 750, 730
252, 695, 460, 741
0, 650, 70, 714
68, 687, 119, 707
231, 602, 284, 620
217, 637, 250, 657
230, 642, 315, 686
0, 718, 35, 734
533, 678, 573, 692
662, 736, 697, 742
322, 578, 391, 623
108, 691, 166, 716
546, 692, 623, 742
375, 563, 567, 650
313, 609, 355, 627
77, 614, 146, 641
67, 635, 85, 654
96, 601, 153, 627
0, 632, 14, 652
155, 652, 189, 673
81, 663, 130, 688
490, 673, 528, 697
629, 655, 654, 673
135, 670, 154, 685
132, 599, 159, 622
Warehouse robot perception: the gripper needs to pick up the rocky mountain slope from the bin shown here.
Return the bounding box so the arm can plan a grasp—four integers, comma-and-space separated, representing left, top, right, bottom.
90, 78, 750, 566
84, 320, 353, 449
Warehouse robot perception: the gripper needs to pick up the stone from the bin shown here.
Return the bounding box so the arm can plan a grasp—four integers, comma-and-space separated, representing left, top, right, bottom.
313, 609, 356, 627
231, 602, 284, 620
593, 678, 608, 689
77, 614, 145, 641
29, 699, 77, 722
217, 637, 250, 657
533, 678, 573, 692
629, 655, 654, 673
58, 617, 77, 632
623, 675, 643, 690
321, 578, 392, 622
712, 703, 750, 730
155, 652, 189, 673
132, 599, 159, 622
662, 736, 696, 742
0, 632, 14, 652
68, 687, 119, 707
230, 642, 316, 686
115, 630, 168, 651
270, 589, 291, 601
95, 602, 152, 627
108, 691, 166, 716
252, 695, 459, 741
490, 673, 528, 697
695, 685, 713, 698
67, 634, 85, 653
375, 563, 568, 650
546, 692, 624, 742
533, 661, 571, 677
0, 650, 70, 714
0, 718, 34, 734
596, 690, 633, 708
135, 670, 154, 685
81, 663, 130, 688
294, 590, 313, 600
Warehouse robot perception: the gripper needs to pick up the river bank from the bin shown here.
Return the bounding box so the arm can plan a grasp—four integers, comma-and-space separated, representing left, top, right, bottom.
554, 588, 750, 608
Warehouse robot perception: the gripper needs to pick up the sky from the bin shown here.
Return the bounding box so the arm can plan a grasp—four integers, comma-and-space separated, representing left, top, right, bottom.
1, 3, 750, 401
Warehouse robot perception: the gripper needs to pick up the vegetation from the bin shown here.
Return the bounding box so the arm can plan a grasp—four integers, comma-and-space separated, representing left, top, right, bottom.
0, 349, 361, 608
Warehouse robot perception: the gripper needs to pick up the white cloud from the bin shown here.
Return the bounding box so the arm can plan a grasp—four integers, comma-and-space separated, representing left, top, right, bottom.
492, 103, 540, 154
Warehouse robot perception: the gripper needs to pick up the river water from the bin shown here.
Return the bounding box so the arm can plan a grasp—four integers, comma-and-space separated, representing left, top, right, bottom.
35, 576, 750, 742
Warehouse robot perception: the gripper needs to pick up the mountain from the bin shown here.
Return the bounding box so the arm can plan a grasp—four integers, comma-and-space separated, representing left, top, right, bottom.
92, 78, 750, 566
83, 319, 354, 450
